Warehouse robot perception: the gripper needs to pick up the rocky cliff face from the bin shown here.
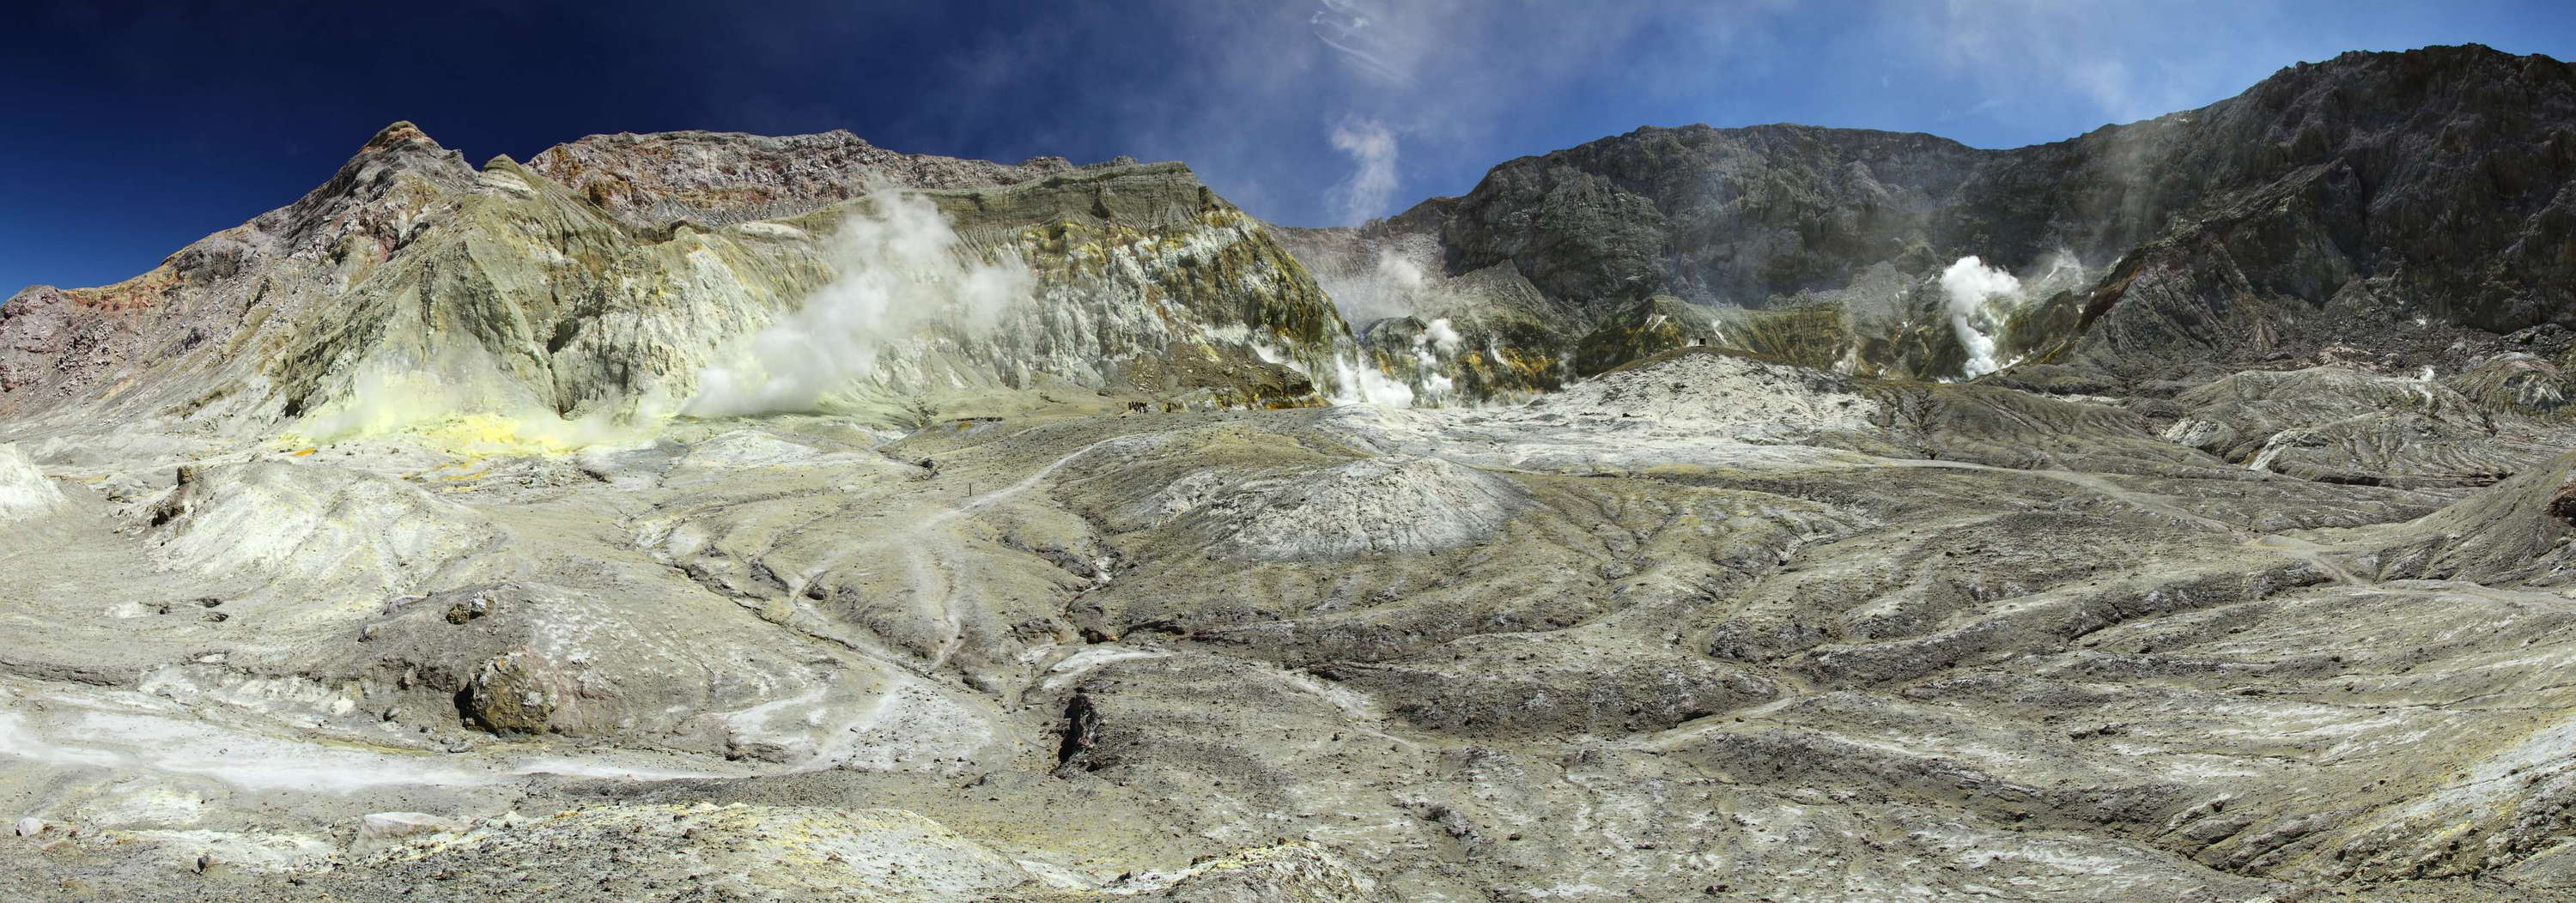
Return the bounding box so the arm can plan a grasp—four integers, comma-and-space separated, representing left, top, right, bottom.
18, 45, 2568, 437
0, 124, 1350, 447
1284, 44, 2576, 400
522, 129, 1094, 229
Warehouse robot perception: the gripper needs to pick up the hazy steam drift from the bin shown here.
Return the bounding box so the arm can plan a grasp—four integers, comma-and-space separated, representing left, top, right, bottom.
684, 186, 1033, 417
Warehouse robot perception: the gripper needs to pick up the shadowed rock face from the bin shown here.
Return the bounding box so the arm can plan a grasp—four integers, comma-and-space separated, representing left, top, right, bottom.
1283, 44, 2576, 398
20, 43, 2576, 903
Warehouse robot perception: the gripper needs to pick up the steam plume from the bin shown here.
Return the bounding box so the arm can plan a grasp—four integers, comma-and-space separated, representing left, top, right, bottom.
683, 186, 1031, 417
1328, 118, 1400, 224
1939, 255, 2020, 379
1319, 247, 1429, 324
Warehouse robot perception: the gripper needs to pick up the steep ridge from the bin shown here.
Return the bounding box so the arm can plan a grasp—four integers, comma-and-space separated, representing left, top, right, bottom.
523, 129, 1096, 228
0, 124, 1351, 447
1283, 44, 2576, 400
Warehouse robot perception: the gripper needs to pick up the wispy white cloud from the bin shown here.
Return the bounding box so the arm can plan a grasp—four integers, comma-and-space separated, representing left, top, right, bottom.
1891, 0, 2302, 128
915, 0, 2366, 224
1310, 0, 1413, 85
1327, 118, 1399, 223
1286, 0, 1780, 221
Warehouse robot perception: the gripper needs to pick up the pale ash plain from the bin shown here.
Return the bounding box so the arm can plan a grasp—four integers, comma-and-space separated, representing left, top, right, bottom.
6, 350, 2576, 901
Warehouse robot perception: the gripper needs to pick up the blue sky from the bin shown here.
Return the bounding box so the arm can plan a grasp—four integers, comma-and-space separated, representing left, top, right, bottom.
5, 0, 2574, 293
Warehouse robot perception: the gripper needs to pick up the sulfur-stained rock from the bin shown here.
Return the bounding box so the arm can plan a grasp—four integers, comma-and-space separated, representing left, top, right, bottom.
356, 812, 463, 842
0, 443, 63, 521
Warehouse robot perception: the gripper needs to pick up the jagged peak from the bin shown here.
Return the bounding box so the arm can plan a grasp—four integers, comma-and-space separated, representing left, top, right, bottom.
2315, 42, 2537, 69
2245, 42, 2573, 97
530, 127, 877, 158
3, 284, 63, 306
330, 119, 471, 182
361, 120, 441, 153
519, 127, 1129, 229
